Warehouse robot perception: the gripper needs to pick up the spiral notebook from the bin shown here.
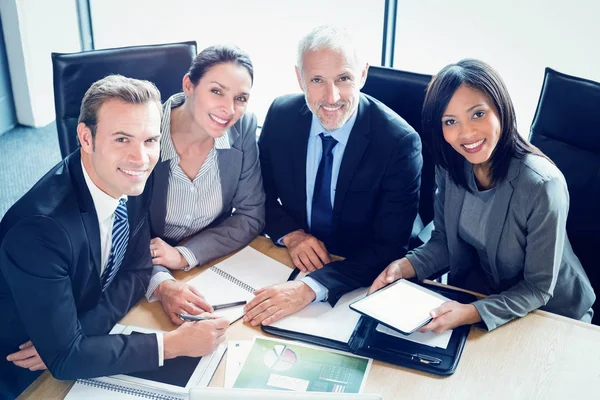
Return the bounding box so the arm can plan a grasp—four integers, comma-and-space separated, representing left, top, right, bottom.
185, 246, 294, 323
64, 324, 226, 400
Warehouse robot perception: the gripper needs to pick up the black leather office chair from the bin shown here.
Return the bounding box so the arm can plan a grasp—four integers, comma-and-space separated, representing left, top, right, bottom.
362, 66, 434, 247
529, 68, 600, 324
52, 41, 197, 158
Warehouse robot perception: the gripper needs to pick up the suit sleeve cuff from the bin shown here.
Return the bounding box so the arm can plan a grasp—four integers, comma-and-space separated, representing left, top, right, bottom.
146, 271, 176, 302
276, 229, 305, 246
156, 333, 164, 367
301, 276, 328, 302
405, 252, 427, 281
176, 246, 199, 270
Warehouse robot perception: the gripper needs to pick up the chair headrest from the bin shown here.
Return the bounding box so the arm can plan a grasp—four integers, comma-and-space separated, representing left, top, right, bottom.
530, 67, 600, 153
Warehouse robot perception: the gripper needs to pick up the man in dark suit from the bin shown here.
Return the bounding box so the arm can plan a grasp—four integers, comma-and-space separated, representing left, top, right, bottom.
0, 75, 228, 398
244, 26, 422, 326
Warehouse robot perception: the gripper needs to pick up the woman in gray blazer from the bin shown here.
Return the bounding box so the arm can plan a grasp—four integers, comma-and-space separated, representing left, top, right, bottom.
146, 45, 265, 324
370, 59, 594, 332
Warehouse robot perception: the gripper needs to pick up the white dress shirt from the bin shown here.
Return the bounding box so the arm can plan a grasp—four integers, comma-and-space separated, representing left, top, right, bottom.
276, 110, 358, 303
81, 160, 164, 366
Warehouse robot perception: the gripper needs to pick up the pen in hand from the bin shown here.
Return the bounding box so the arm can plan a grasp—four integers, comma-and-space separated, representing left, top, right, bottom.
179, 300, 247, 321
212, 300, 247, 310
179, 314, 212, 322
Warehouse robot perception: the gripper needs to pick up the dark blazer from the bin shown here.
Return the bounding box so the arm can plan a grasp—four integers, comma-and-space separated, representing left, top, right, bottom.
407, 156, 596, 330
259, 93, 422, 305
0, 150, 157, 385
150, 111, 265, 270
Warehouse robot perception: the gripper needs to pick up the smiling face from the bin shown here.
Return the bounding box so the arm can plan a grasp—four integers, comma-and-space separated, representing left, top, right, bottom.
183, 62, 252, 138
441, 84, 502, 167
78, 99, 161, 198
296, 48, 368, 131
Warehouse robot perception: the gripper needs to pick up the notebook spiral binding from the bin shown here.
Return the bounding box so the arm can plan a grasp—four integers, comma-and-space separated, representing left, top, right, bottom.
210, 266, 256, 293
78, 378, 182, 400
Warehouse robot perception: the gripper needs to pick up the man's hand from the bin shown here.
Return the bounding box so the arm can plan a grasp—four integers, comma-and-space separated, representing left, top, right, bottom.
368, 257, 416, 294
6, 341, 47, 371
243, 281, 316, 326
154, 280, 213, 325
419, 301, 482, 334
282, 230, 331, 272
164, 315, 230, 359
150, 237, 189, 270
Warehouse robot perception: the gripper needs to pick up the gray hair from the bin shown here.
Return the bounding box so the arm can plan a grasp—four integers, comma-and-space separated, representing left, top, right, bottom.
78, 74, 163, 138
296, 25, 362, 78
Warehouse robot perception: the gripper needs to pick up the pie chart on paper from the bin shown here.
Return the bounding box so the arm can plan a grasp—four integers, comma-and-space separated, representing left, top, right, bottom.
263, 344, 297, 371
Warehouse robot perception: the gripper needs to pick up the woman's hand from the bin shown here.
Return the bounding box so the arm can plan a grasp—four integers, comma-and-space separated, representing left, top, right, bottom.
419, 301, 482, 333
150, 237, 189, 270
368, 257, 416, 294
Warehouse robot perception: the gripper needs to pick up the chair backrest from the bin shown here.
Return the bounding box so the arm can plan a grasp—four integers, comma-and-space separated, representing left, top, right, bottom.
52, 41, 197, 158
361, 66, 434, 225
529, 67, 600, 320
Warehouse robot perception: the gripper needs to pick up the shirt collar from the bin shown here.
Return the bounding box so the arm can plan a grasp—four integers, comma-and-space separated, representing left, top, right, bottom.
81, 159, 127, 223
308, 104, 359, 146
161, 93, 231, 162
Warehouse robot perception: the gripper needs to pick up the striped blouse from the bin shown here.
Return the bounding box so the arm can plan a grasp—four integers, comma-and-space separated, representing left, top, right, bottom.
146, 93, 232, 300
159, 94, 231, 268
161, 93, 231, 267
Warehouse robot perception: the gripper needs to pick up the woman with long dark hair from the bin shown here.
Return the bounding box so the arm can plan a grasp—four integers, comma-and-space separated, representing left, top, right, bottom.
370, 59, 594, 332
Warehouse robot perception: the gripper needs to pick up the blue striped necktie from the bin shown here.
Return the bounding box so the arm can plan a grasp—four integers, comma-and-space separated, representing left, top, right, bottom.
101, 198, 129, 291
311, 133, 338, 241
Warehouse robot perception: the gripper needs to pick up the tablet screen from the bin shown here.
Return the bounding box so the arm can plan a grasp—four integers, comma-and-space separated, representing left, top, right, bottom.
350, 279, 449, 334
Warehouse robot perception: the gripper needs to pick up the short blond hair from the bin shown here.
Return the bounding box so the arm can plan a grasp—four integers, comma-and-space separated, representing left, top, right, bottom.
78, 74, 162, 137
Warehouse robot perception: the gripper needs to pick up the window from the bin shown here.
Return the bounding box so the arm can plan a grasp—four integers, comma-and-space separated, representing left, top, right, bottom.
393, 0, 600, 134
90, 0, 385, 124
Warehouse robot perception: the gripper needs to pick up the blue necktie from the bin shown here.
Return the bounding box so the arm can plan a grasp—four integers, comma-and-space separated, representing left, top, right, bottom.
101, 198, 129, 291
311, 133, 338, 241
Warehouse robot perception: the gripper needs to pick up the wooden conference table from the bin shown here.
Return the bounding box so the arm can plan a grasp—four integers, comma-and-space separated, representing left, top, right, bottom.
19, 236, 600, 399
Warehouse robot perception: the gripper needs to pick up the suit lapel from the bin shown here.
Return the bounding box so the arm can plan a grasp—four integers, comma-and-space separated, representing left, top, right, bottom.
485, 158, 520, 280
293, 104, 312, 226
445, 169, 466, 255
333, 95, 370, 221
218, 126, 242, 209
150, 159, 170, 237
68, 151, 102, 277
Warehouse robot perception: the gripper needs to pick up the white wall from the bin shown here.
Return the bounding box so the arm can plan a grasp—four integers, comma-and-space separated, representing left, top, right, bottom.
1, 0, 81, 127
90, 0, 385, 124
394, 0, 600, 135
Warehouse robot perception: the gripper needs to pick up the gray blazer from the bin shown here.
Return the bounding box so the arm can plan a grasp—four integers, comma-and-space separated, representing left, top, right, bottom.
407, 155, 595, 330
150, 112, 265, 272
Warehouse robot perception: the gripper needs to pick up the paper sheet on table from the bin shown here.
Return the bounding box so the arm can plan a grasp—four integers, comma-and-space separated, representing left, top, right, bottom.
225, 340, 253, 388
233, 337, 371, 394
375, 323, 452, 349
270, 288, 367, 344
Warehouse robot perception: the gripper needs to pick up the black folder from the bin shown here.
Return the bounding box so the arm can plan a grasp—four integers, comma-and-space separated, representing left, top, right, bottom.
262, 282, 476, 376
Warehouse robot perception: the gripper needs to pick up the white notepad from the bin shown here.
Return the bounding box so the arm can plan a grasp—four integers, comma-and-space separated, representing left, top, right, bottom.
350, 279, 449, 334
186, 246, 294, 322
270, 285, 451, 349
270, 288, 367, 344
375, 323, 452, 349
